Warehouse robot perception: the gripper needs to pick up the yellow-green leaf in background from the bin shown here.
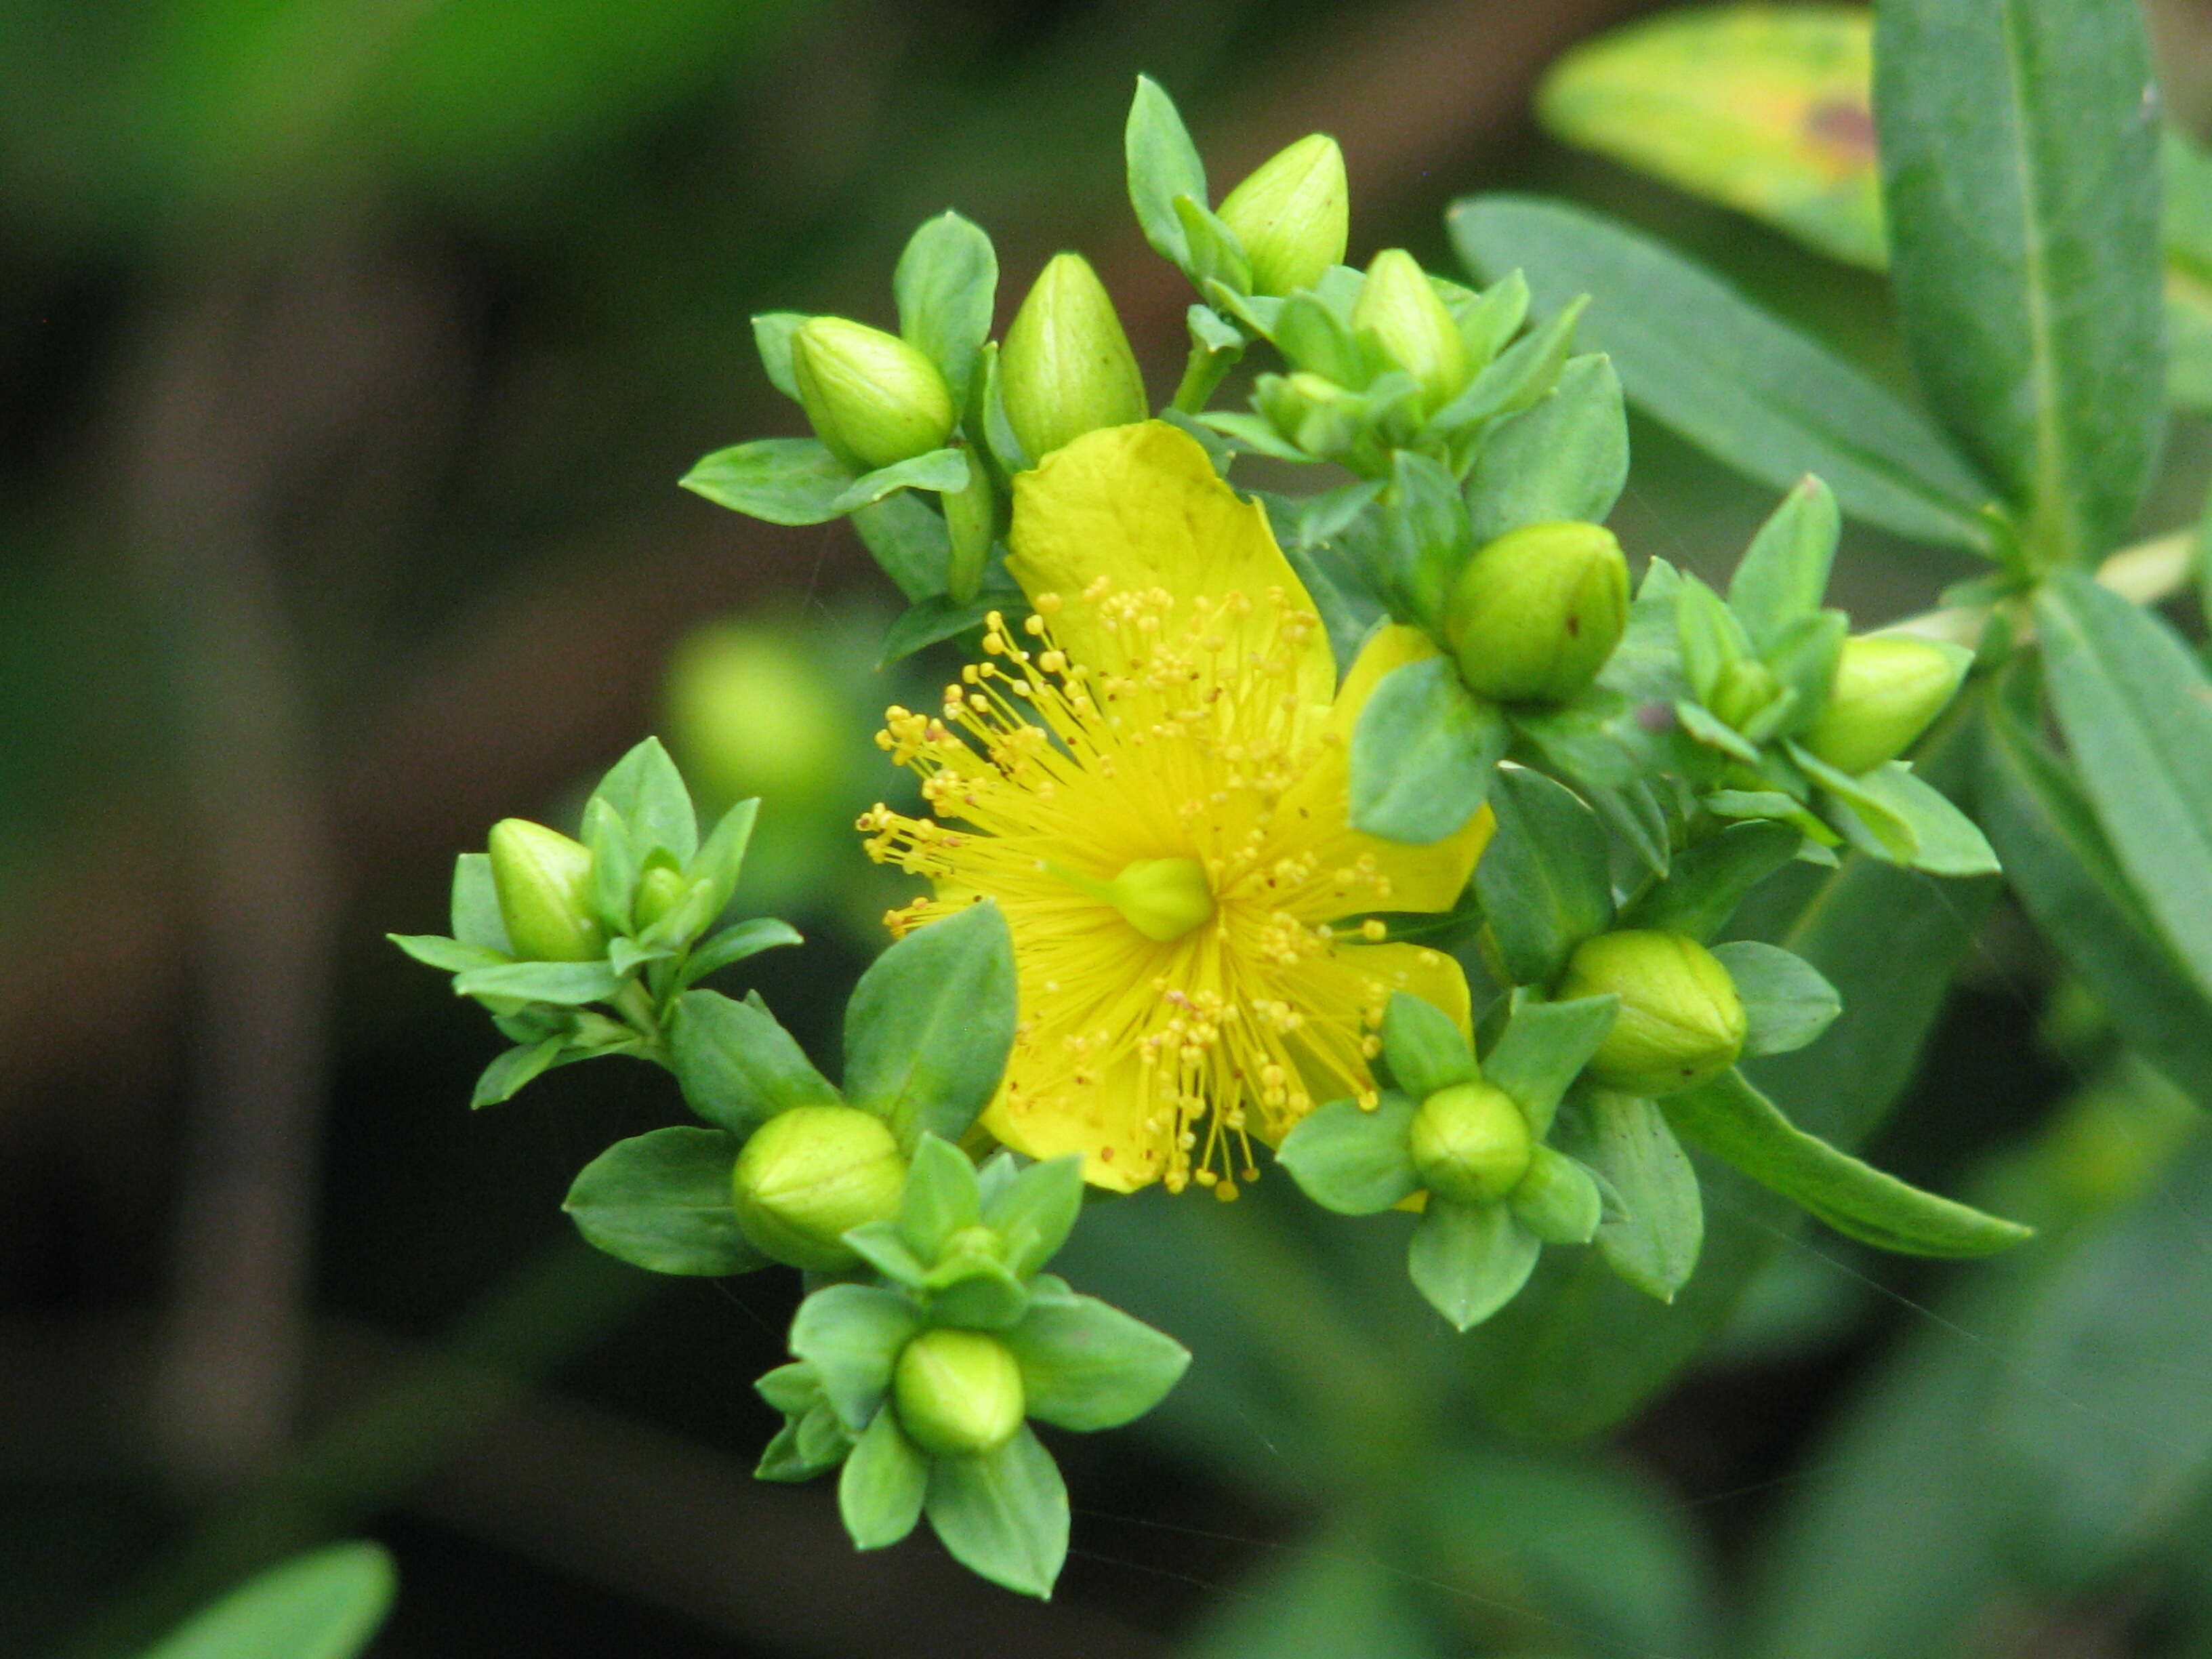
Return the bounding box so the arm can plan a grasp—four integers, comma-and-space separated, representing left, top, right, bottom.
1538, 3, 1885, 270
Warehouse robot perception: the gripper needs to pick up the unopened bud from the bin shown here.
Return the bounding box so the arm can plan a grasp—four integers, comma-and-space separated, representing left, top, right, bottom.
790, 316, 956, 472
1409, 1080, 1531, 1204
893, 1328, 1026, 1457
1560, 930, 1746, 1097
1708, 657, 1781, 733
1800, 636, 1971, 777
633, 860, 687, 930
1511, 1144, 1603, 1244
1216, 134, 1349, 297
731, 1105, 907, 1271
1000, 253, 1149, 462
1351, 249, 1469, 413
1443, 522, 1629, 704
487, 819, 603, 962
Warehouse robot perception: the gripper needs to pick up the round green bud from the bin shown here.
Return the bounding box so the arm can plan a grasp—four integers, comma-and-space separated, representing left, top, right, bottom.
1216, 133, 1349, 297
730, 1105, 907, 1271
1800, 636, 1971, 777
1443, 522, 1630, 704
487, 818, 603, 962
893, 1327, 1026, 1457
1350, 248, 1469, 413
1409, 1080, 1532, 1204
790, 316, 956, 473
1000, 252, 1149, 462
1560, 930, 1746, 1097
632, 860, 687, 930
1708, 657, 1781, 733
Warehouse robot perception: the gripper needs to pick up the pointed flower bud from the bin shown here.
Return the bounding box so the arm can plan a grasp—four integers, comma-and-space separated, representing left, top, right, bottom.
1708, 657, 1781, 733
894, 1328, 1026, 1457
632, 859, 687, 930
1800, 636, 1971, 776
790, 316, 956, 472
1443, 521, 1629, 704
1560, 930, 1746, 1097
1411, 1080, 1532, 1204
1216, 134, 1349, 297
1351, 249, 1469, 413
1001, 253, 1149, 462
730, 1105, 907, 1271
487, 818, 603, 962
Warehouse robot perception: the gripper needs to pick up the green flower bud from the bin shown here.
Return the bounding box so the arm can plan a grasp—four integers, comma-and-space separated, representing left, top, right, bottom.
894, 1327, 1026, 1457
789, 316, 956, 472
1800, 636, 1971, 777
1409, 1080, 1532, 1204
1708, 657, 1781, 733
1443, 522, 1630, 704
1559, 930, 1746, 1097
1351, 249, 1469, 413
487, 818, 603, 962
730, 1105, 907, 1271
632, 859, 687, 930
1216, 134, 1349, 297
1000, 253, 1149, 462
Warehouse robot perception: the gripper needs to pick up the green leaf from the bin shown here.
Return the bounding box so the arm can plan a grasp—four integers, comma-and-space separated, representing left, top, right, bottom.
895, 211, 996, 406
838, 1408, 929, 1550
451, 960, 621, 1006
1480, 992, 1619, 1138
1006, 1292, 1192, 1431
1463, 352, 1629, 544
138, 1543, 395, 1659
1274, 1094, 1421, 1216
981, 1155, 1086, 1277
680, 437, 857, 527
562, 1126, 762, 1276
876, 587, 1021, 668
1666, 1069, 2031, 1257
842, 900, 1017, 1151
1125, 75, 1207, 271
823, 447, 970, 517
755, 1360, 824, 1418
2036, 569, 2212, 1000
1674, 573, 1753, 705
1538, 5, 1885, 270
1874, 0, 2164, 562
1173, 195, 1252, 295
1847, 762, 1999, 876
755, 1401, 853, 1482
1379, 992, 1477, 1098
1407, 1198, 1542, 1331
1712, 941, 1841, 1057
1510, 1143, 1605, 1245
1981, 672, 2212, 1109
1473, 765, 1614, 986
590, 736, 697, 864
581, 797, 640, 935
1788, 742, 1921, 865
923, 1425, 1069, 1599
1448, 195, 1991, 550
676, 916, 802, 991
897, 1132, 982, 1264
1349, 657, 1507, 844
850, 489, 952, 602
789, 1283, 924, 1431
925, 1255, 1031, 1330
387, 933, 508, 975
471, 1036, 569, 1108
668, 988, 840, 1132
1557, 1089, 1704, 1302
1619, 819, 1801, 941
1379, 449, 1473, 629
684, 797, 760, 918
750, 311, 808, 401
449, 852, 511, 951
1729, 476, 1840, 653
1431, 298, 1588, 432
1178, 1535, 1441, 1659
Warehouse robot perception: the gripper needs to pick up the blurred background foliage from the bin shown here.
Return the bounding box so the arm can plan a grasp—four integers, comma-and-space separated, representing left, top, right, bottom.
7, 0, 2212, 1655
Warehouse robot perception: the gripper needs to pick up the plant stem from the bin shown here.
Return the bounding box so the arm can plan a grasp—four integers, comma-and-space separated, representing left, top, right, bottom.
1170, 339, 1242, 414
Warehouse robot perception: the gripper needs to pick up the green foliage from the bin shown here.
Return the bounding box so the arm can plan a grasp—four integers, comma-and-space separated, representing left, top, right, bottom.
561, 1126, 763, 1276
135, 1546, 394, 1659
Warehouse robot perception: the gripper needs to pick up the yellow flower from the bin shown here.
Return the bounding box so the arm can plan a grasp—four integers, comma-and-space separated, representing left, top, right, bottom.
861, 422, 1492, 1195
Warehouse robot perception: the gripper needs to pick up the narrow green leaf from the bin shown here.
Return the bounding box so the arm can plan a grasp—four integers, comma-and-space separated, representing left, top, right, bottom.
1666, 1069, 2030, 1257
1379, 992, 1477, 1098
1729, 476, 1840, 652
139, 1543, 395, 1659
789, 1283, 924, 1431
1407, 1200, 1542, 1331
850, 490, 951, 602
838, 1409, 929, 1550
562, 1127, 763, 1276
684, 797, 760, 918
590, 736, 697, 864
1463, 352, 1629, 544
1274, 1094, 1421, 1216
1126, 75, 1207, 270
1874, 0, 2163, 561
1620, 819, 1801, 941
449, 851, 511, 951
2036, 570, 2212, 1000
1349, 657, 1507, 844
681, 437, 856, 527
981, 1155, 1086, 1277
1712, 941, 1841, 1057
1432, 297, 1587, 432
1480, 992, 1618, 1139
387, 933, 508, 975
1510, 1144, 1605, 1245
842, 900, 1017, 1150
469, 1037, 571, 1108
1448, 194, 1991, 550
1173, 195, 1252, 294
1380, 449, 1472, 628
676, 916, 802, 991
1557, 1088, 1704, 1302
895, 211, 996, 406
451, 960, 621, 1006
668, 989, 840, 1132
750, 311, 810, 400
1006, 1293, 1192, 1431
924, 1425, 1069, 1599
897, 1133, 982, 1263
876, 587, 1021, 668
823, 447, 970, 517
1473, 765, 1614, 986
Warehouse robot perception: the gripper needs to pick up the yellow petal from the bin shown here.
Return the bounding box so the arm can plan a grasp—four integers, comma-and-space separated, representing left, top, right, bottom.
1006, 420, 1335, 706
1281, 624, 1496, 914
981, 1050, 1159, 1193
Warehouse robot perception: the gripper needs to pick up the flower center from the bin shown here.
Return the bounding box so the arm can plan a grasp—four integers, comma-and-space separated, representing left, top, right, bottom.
1108, 857, 1216, 941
